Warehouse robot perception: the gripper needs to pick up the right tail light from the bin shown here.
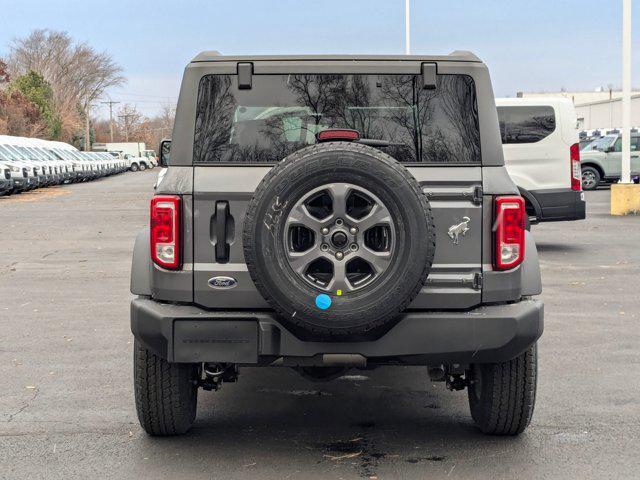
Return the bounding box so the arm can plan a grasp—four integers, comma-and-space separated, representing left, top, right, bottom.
570, 143, 582, 191
150, 195, 182, 270
494, 196, 525, 270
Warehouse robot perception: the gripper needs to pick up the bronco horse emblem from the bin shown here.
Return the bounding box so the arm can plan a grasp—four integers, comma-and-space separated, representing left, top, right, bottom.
448, 216, 471, 245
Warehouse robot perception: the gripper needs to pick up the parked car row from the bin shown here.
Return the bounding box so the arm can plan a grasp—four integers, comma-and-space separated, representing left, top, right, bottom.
0, 135, 139, 197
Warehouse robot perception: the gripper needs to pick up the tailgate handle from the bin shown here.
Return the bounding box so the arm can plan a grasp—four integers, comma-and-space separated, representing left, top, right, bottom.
215, 201, 230, 263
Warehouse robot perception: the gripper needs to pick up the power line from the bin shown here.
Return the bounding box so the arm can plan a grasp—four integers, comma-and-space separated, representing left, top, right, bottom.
107, 99, 177, 105
110, 92, 178, 99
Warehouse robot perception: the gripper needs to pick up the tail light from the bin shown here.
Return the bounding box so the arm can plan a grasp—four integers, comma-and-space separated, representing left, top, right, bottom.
570, 143, 582, 191
316, 129, 360, 142
494, 196, 525, 270
150, 195, 181, 269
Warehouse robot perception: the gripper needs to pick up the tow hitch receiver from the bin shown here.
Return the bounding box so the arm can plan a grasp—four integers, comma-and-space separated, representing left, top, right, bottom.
199, 363, 238, 391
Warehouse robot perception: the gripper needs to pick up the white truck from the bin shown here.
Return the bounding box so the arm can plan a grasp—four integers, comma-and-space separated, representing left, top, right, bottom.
94, 142, 146, 157
93, 143, 157, 171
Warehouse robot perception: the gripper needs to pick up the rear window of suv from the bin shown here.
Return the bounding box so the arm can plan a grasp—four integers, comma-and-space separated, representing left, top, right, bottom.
193, 74, 480, 164
497, 105, 556, 144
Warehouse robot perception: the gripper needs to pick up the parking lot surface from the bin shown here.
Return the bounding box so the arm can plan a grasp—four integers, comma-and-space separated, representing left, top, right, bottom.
1, 173, 639, 480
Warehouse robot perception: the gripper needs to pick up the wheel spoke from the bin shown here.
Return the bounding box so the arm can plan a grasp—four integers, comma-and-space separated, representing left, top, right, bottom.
327, 260, 353, 293
327, 183, 351, 219
286, 203, 324, 231
356, 246, 392, 273
288, 248, 322, 274
355, 203, 392, 231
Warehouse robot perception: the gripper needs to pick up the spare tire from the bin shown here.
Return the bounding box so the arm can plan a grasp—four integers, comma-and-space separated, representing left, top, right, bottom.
243, 142, 435, 338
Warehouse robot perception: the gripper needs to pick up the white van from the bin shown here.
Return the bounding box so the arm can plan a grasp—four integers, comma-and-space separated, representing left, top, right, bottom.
496, 98, 586, 223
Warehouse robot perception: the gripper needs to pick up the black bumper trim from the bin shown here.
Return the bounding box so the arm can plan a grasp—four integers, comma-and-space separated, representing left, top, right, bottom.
530, 188, 586, 222
131, 298, 544, 365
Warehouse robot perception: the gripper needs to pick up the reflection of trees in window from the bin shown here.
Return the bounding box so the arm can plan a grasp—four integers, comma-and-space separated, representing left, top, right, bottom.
194, 75, 235, 163
379, 75, 420, 162
437, 75, 480, 163
418, 75, 480, 163
193, 73, 481, 164
500, 106, 555, 144
286, 74, 422, 162
337, 75, 378, 137
507, 115, 553, 143
288, 74, 346, 131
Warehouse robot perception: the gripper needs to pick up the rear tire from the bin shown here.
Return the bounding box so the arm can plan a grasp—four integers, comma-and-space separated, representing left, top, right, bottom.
139, 162, 147, 171
467, 343, 537, 435
130, 163, 139, 172
133, 340, 199, 436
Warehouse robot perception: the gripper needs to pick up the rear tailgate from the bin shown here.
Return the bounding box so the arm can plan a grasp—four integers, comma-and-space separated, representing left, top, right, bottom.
192, 165, 483, 310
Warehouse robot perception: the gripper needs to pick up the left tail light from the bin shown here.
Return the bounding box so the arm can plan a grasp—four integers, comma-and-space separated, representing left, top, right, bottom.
494, 196, 525, 270
570, 143, 582, 191
150, 195, 182, 269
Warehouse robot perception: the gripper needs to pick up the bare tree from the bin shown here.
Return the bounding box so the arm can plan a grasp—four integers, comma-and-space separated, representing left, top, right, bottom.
8, 29, 125, 147
116, 103, 143, 142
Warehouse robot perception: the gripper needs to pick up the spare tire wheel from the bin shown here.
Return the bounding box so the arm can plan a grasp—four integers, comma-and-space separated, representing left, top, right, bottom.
243, 142, 436, 338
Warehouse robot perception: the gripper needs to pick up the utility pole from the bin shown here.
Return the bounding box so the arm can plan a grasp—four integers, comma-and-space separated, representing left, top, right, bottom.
611, 0, 637, 215
119, 113, 135, 142
405, 0, 411, 55
621, 0, 632, 184
101, 100, 120, 142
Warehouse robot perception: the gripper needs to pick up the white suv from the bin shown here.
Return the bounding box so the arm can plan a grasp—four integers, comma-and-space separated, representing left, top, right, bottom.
496, 97, 586, 223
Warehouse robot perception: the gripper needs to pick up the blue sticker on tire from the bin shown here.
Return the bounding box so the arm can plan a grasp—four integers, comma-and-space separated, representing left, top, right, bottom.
315, 294, 331, 310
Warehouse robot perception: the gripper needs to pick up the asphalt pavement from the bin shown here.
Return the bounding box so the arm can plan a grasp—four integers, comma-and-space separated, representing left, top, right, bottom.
1, 173, 639, 479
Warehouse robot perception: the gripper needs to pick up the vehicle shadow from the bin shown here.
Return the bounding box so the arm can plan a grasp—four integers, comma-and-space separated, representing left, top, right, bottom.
132, 367, 526, 478
535, 242, 585, 254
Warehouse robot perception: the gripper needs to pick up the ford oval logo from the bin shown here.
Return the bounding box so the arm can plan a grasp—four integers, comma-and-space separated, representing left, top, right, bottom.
208, 276, 238, 289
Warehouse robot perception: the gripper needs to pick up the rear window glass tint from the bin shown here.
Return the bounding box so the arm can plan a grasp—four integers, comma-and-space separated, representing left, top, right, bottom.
194, 74, 480, 164
497, 106, 556, 144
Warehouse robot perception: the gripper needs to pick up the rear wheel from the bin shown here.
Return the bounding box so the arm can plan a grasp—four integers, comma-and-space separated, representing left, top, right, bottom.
467, 344, 537, 435
139, 162, 147, 171
133, 340, 199, 436
130, 163, 139, 172
581, 166, 600, 190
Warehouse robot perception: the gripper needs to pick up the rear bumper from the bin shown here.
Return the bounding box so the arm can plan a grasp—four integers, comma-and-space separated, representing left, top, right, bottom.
131, 298, 543, 365
531, 188, 586, 222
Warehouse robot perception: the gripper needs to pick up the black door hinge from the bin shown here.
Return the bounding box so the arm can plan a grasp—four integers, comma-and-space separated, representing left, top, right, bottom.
237, 62, 253, 90
473, 272, 483, 290
473, 185, 483, 205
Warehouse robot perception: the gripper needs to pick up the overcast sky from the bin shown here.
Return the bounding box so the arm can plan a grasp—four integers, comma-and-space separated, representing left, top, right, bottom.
1, 0, 638, 118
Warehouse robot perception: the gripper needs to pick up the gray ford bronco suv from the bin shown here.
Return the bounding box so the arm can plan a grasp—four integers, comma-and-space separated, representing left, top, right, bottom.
130, 51, 543, 436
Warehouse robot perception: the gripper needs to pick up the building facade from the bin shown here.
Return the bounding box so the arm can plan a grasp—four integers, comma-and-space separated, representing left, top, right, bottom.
517, 90, 640, 131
